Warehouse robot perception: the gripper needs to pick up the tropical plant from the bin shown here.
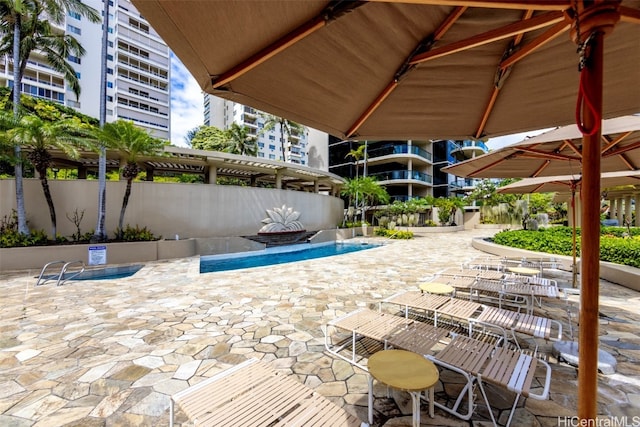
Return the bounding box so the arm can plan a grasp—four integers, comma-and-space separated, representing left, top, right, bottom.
260, 113, 306, 162
434, 196, 465, 226
190, 125, 228, 151
225, 123, 257, 156
345, 143, 366, 179
0, 0, 100, 236
340, 176, 390, 225
97, 120, 166, 239
5, 112, 92, 238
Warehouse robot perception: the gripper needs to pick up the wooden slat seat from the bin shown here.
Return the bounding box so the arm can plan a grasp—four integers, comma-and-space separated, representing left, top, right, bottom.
385, 321, 449, 356
170, 358, 362, 427
425, 335, 496, 420
478, 347, 552, 427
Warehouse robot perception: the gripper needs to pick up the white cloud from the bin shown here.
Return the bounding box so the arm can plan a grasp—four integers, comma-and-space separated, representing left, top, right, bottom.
170, 53, 204, 147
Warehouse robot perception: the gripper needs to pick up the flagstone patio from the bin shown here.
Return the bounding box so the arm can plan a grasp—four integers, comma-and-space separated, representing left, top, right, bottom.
1, 229, 639, 426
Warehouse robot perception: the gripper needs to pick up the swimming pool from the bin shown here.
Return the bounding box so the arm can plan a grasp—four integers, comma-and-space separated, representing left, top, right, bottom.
200, 241, 380, 273
40, 264, 144, 283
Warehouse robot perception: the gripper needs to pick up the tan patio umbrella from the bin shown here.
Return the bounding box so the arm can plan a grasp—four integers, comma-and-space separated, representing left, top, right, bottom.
497, 170, 640, 287
444, 115, 640, 178
132, 0, 640, 421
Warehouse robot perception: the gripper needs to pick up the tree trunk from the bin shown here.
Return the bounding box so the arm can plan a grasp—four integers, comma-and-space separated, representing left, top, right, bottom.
94, 0, 110, 242
118, 178, 133, 239
38, 169, 57, 238
12, 17, 29, 235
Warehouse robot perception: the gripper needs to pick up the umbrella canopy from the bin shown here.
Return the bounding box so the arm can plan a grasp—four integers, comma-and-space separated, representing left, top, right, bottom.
444, 115, 640, 178
496, 170, 640, 193
132, 1, 640, 141
132, 0, 640, 423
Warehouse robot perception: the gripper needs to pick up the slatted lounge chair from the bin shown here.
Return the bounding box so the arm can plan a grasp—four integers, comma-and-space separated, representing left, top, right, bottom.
474, 305, 563, 351
169, 358, 363, 427
324, 308, 447, 370
425, 334, 496, 420
477, 346, 552, 427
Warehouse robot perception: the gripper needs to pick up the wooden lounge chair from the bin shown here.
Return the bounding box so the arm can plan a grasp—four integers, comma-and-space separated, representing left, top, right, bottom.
169, 358, 363, 427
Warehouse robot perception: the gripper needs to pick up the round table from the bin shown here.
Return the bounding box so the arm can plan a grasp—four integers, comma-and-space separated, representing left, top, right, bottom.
418, 281, 454, 295
507, 266, 540, 277
367, 349, 439, 427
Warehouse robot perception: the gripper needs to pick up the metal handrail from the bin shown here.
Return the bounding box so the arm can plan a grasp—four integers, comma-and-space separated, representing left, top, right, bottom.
35, 260, 85, 286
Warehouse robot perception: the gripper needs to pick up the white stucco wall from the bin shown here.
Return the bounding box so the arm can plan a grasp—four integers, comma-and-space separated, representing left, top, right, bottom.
0, 179, 344, 240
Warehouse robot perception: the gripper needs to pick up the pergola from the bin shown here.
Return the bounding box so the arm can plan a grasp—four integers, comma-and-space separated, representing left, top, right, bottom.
44, 145, 345, 195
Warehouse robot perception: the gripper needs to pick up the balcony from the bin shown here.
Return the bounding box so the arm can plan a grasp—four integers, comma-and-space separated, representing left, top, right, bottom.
370, 170, 432, 184
450, 140, 488, 161
367, 143, 432, 162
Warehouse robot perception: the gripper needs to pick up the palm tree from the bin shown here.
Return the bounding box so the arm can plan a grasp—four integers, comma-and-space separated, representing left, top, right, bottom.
225, 123, 257, 156
7, 113, 92, 238
260, 113, 306, 162
0, 0, 100, 236
98, 120, 166, 239
345, 143, 366, 179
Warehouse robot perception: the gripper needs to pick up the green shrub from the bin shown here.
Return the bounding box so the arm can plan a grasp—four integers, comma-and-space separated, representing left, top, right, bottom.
374, 228, 413, 239
424, 220, 437, 227
115, 225, 160, 242
0, 210, 49, 247
493, 226, 640, 268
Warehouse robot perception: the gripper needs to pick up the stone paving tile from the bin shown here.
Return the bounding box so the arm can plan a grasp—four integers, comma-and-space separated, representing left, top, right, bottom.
1, 229, 639, 426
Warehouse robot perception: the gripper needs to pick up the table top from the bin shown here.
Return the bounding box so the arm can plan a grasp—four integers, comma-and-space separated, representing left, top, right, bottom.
368, 349, 439, 392
507, 266, 540, 276
418, 282, 454, 295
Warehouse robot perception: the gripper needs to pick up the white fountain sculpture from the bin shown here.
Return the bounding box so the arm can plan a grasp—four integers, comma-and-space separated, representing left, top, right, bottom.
259, 205, 305, 234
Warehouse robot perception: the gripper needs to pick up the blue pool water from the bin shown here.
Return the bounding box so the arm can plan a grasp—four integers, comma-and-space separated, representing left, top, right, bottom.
200, 242, 380, 273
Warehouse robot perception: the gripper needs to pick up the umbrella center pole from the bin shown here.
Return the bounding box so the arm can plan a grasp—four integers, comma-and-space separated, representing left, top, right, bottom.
569, 1, 621, 424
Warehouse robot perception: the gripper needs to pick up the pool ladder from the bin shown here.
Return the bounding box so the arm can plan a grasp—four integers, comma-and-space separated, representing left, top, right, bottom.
36, 260, 85, 286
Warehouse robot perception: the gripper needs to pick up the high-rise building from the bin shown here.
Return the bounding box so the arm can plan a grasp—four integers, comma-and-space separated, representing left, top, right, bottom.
328, 137, 489, 201
329, 137, 435, 202
0, 0, 171, 140
204, 94, 328, 168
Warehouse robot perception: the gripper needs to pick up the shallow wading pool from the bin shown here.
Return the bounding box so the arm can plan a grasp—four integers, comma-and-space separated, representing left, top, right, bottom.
200, 241, 381, 273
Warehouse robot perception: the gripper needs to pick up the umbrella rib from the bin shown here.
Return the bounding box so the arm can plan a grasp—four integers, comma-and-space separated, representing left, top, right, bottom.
371, 1, 569, 12
532, 160, 550, 177
620, 6, 640, 23
601, 131, 632, 154
346, 6, 466, 137
499, 20, 570, 69
409, 11, 564, 64
211, 1, 364, 89
517, 147, 581, 161
475, 9, 534, 138
559, 139, 582, 158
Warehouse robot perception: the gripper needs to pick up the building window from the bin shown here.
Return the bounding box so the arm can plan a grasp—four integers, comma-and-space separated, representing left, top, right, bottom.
106, 95, 113, 102
107, 68, 113, 75
107, 54, 113, 61
107, 81, 113, 88
75, 71, 81, 79
268, 144, 276, 151
258, 142, 264, 148
269, 135, 275, 141
68, 11, 81, 20
258, 152, 265, 158
68, 55, 81, 64
67, 24, 81, 35
269, 154, 275, 160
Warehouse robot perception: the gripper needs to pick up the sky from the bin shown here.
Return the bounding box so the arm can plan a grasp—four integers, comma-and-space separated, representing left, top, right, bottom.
170, 53, 204, 147
169, 52, 549, 150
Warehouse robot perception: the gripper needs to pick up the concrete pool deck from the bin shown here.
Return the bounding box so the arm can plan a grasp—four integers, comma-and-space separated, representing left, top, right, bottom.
1, 229, 639, 426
